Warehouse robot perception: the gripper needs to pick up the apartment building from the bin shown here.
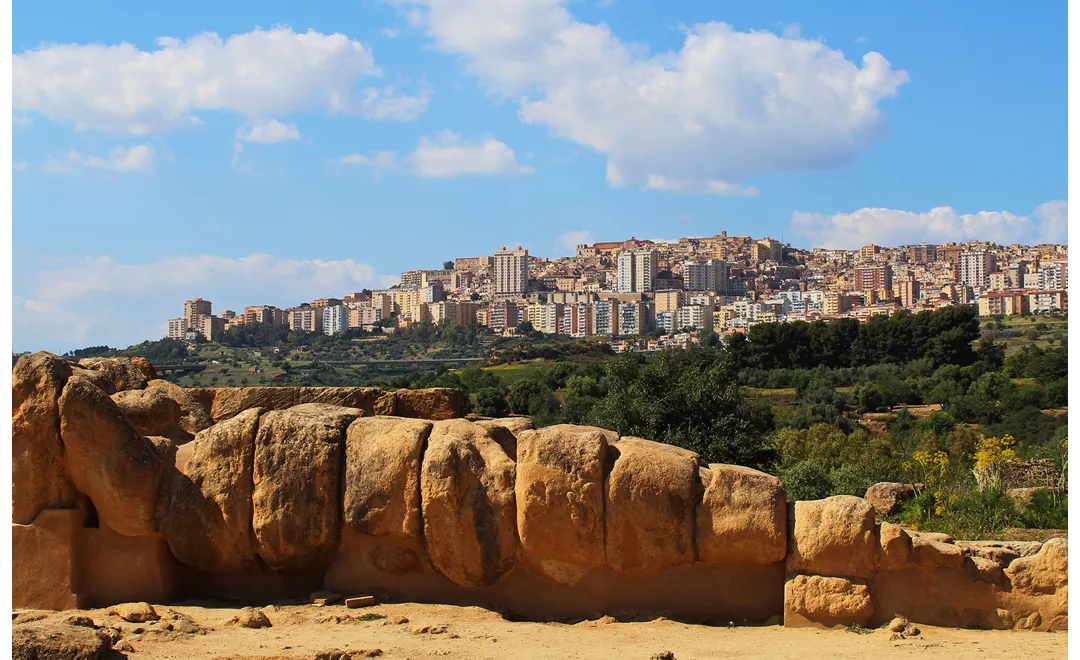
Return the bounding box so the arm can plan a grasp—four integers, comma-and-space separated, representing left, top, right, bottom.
184, 298, 212, 325
1028, 290, 1067, 314
244, 305, 285, 325
287, 307, 322, 333
166, 318, 185, 340
898, 274, 922, 308
348, 307, 382, 329
486, 301, 519, 332
618, 301, 653, 336
908, 244, 938, 264
592, 299, 619, 336
322, 306, 349, 335
684, 259, 729, 293
978, 292, 1028, 317
616, 249, 658, 293
958, 251, 997, 288
677, 304, 714, 332
493, 246, 529, 296
854, 264, 893, 293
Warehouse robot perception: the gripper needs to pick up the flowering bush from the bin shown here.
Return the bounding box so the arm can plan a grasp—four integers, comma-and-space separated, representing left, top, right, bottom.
973, 434, 1017, 491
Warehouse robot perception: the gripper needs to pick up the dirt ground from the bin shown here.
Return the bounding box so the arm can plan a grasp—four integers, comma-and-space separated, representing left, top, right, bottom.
14, 600, 1068, 660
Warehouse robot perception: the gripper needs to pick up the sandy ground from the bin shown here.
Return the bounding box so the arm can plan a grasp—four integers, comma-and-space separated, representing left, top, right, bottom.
15, 601, 1068, 660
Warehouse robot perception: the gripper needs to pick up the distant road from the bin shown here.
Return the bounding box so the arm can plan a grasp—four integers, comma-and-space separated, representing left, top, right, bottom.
325, 358, 485, 366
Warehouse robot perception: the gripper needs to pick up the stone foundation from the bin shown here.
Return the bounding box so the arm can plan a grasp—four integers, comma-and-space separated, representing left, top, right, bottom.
9, 353, 1068, 631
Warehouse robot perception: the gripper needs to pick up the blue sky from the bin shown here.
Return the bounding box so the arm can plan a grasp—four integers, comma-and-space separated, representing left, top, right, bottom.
12, 0, 1068, 351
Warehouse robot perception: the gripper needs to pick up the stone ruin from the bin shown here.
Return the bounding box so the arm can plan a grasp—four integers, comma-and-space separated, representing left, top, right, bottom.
11, 352, 1067, 631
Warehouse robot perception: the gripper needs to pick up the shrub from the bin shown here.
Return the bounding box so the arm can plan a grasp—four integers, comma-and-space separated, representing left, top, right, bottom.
1016, 489, 1068, 530
778, 461, 832, 501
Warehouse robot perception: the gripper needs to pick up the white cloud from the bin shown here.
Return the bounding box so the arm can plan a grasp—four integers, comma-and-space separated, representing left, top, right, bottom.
14, 253, 383, 351
44, 144, 156, 174
556, 229, 593, 255
340, 130, 534, 178
14, 27, 429, 134
232, 118, 301, 165
789, 201, 1067, 249
15, 161, 29, 171
399, 0, 909, 194
236, 119, 301, 144
643, 174, 760, 197
1033, 200, 1068, 244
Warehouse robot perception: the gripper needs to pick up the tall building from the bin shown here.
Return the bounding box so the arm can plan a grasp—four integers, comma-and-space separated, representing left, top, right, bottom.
1040, 261, 1068, 291
908, 244, 938, 264
184, 298, 212, 326
493, 246, 529, 297
898, 273, 921, 308
592, 299, 619, 336
486, 301, 519, 332
166, 318, 185, 340
400, 270, 424, 288
958, 251, 997, 288
684, 259, 729, 293
854, 265, 893, 293
859, 244, 881, 262
322, 305, 348, 336
618, 301, 653, 336
616, 249, 658, 294
287, 307, 323, 333
349, 307, 382, 329
244, 305, 284, 325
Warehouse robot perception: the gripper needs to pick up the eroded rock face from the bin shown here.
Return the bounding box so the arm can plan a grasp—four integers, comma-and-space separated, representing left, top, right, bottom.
111, 388, 183, 439
12, 352, 80, 525
605, 437, 698, 575
697, 464, 787, 565
77, 357, 152, 393
421, 419, 517, 587
298, 387, 385, 415
393, 388, 468, 421
1005, 538, 1068, 596
515, 425, 612, 584
252, 404, 362, 570
864, 482, 915, 516
146, 379, 213, 436
785, 575, 873, 622
787, 496, 877, 579
876, 522, 913, 572
343, 416, 433, 538
12, 623, 113, 660
201, 387, 301, 423
160, 408, 264, 574
57, 375, 166, 536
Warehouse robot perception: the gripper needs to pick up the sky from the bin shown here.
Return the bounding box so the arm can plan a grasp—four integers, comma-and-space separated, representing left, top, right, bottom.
12, 0, 1068, 352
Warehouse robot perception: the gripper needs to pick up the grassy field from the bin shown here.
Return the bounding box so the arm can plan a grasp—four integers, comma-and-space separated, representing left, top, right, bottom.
483, 360, 557, 386
985, 315, 1068, 355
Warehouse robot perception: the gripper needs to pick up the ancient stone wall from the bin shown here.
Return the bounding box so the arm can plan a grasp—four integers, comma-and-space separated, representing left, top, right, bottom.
11, 352, 1067, 631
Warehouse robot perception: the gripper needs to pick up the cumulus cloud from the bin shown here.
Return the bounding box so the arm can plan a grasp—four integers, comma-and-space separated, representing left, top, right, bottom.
398, 0, 908, 193
44, 144, 156, 174
643, 175, 760, 197
14, 27, 429, 134
789, 201, 1068, 249
13, 253, 384, 352
340, 130, 534, 178
232, 118, 301, 165
556, 229, 593, 255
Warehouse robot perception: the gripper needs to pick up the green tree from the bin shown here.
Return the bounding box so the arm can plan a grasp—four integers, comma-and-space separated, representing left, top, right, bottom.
443, 260, 455, 270
474, 387, 510, 417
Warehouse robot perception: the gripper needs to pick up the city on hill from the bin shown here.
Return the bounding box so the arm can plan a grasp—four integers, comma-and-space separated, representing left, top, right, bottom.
163, 233, 1068, 349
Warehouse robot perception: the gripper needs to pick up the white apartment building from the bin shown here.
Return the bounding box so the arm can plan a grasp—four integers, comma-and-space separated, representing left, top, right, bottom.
617, 249, 658, 294
494, 246, 529, 296
322, 305, 348, 336
166, 318, 185, 340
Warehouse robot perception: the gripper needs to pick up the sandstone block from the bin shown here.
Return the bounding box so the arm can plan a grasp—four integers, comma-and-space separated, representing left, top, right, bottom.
696, 464, 786, 565
1005, 538, 1067, 596
12, 352, 81, 524
202, 387, 301, 422
343, 416, 432, 538
107, 602, 159, 623
876, 522, 913, 572
786, 496, 877, 579
393, 388, 467, 420
784, 575, 872, 626
515, 425, 610, 584
12, 623, 112, 660
160, 408, 263, 573
298, 387, 384, 414
58, 376, 166, 536
605, 437, 698, 576
421, 419, 517, 587
346, 596, 376, 608
252, 404, 361, 570
111, 388, 183, 439
912, 536, 965, 569
146, 379, 213, 436
77, 357, 151, 392
864, 482, 915, 516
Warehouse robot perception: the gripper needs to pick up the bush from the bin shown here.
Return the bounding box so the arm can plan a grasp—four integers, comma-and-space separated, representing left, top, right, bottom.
1017, 489, 1068, 530
474, 387, 509, 417
778, 461, 832, 501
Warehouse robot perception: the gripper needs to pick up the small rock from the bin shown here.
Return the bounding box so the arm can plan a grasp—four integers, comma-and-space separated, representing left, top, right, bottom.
345, 596, 376, 609
102, 626, 123, 644
233, 607, 272, 629
597, 615, 617, 624
890, 632, 905, 641
391, 616, 409, 625
63, 615, 97, 628
887, 616, 909, 633
12, 623, 113, 659
651, 652, 676, 660
172, 618, 208, 635
313, 649, 347, 660
108, 602, 159, 623
906, 626, 921, 637
311, 590, 344, 606
115, 639, 136, 653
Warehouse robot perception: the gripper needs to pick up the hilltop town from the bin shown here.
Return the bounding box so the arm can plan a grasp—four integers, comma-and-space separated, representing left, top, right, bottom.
166, 234, 1069, 350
